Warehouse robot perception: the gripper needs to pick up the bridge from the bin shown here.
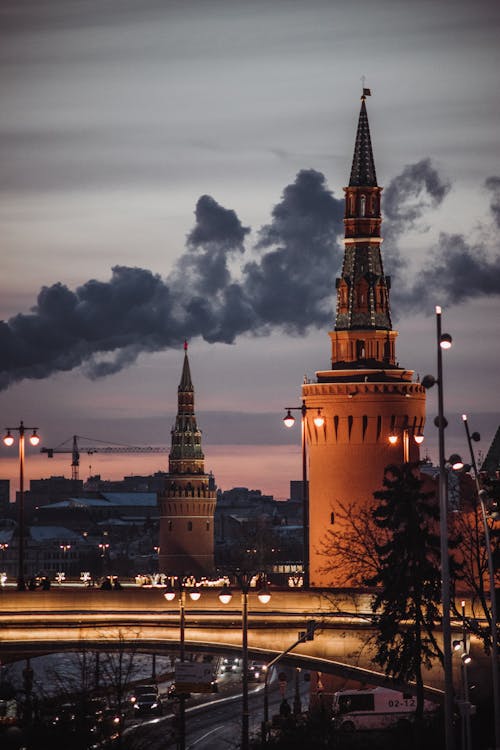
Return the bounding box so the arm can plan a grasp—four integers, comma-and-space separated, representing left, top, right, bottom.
0, 586, 491, 703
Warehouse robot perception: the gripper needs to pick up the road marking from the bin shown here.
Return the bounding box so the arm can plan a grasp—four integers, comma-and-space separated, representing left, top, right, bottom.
187, 724, 225, 748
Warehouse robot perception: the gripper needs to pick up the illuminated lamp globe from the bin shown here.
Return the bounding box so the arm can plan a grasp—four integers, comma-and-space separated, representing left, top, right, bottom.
283, 411, 295, 429
3, 432, 14, 447
414, 434, 425, 445
440, 333, 453, 350
313, 411, 324, 428
29, 431, 40, 446
164, 589, 176, 602
449, 454, 464, 471
218, 584, 233, 605
388, 434, 398, 445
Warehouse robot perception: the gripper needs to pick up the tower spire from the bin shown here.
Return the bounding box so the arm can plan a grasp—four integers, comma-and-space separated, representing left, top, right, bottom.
179, 342, 194, 393
349, 96, 377, 188
332, 95, 393, 363
171, 345, 203, 471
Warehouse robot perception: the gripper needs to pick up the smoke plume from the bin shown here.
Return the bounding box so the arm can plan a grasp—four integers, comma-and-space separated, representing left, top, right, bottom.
1, 163, 499, 390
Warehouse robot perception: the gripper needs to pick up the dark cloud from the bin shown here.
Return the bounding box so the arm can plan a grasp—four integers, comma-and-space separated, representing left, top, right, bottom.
245, 169, 344, 331
396, 233, 500, 314
1, 164, 498, 390
382, 158, 451, 277
178, 195, 250, 295
485, 176, 500, 229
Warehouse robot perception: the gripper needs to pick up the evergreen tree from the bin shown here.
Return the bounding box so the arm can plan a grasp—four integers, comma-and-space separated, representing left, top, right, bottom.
365, 463, 445, 720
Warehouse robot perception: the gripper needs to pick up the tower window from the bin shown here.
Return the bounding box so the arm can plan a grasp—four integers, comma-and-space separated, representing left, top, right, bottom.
206, 521, 210, 531
360, 195, 366, 217
330, 512, 335, 525
356, 340, 366, 359
187, 521, 193, 531
168, 521, 173, 532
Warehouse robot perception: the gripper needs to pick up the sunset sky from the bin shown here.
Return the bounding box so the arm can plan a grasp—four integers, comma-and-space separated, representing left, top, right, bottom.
1, 0, 499, 499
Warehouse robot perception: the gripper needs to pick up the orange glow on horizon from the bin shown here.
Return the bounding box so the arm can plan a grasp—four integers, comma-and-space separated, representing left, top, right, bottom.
0, 444, 301, 502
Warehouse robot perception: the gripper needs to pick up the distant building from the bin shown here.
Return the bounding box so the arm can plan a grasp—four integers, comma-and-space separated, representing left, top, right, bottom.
215, 486, 303, 570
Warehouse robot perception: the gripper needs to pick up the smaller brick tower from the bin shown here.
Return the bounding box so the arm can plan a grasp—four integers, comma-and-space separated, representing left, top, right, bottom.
158, 342, 217, 577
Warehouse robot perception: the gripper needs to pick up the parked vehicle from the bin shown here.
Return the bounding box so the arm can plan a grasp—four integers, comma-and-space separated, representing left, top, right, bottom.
331, 687, 438, 732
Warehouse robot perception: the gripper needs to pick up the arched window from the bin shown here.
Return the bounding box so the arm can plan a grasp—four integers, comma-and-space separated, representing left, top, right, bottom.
360, 195, 366, 217
356, 339, 366, 359
330, 512, 335, 525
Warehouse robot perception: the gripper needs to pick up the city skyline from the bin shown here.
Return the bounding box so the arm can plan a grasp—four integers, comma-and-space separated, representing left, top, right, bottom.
1, 0, 500, 498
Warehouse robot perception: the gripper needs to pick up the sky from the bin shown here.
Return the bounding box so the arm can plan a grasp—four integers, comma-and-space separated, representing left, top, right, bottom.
1, 0, 499, 499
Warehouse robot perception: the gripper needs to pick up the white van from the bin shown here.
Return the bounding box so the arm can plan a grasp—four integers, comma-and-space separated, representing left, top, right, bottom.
331, 687, 437, 732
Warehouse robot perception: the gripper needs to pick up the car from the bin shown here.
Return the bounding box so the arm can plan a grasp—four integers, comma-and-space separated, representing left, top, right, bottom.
132, 692, 163, 716
129, 684, 159, 704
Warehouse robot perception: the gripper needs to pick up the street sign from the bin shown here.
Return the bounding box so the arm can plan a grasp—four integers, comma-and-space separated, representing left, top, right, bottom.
175, 662, 215, 693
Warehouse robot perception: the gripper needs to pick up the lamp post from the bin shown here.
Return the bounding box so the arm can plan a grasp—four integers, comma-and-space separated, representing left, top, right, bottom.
283, 401, 324, 588
388, 424, 424, 462
98, 542, 110, 578
164, 577, 201, 750
60, 544, 72, 576
462, 413, 500, 750
3, 421, 40, 591
219, 575, 271, 750
452, 600, 472, 750
421, 306, 454, 750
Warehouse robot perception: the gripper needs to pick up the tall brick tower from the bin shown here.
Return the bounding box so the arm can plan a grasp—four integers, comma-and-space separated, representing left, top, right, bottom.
304, 94, 426, 587
158, 342, 217, 577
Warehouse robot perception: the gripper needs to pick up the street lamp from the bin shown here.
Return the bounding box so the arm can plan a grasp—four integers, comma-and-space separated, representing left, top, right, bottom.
452, 600, 472, 750
3, 421, 40, 591
164, 577, 202, 750
283, 400, 324, 588
388, 423, 424, 462
218, 575, 271, 750
421, 305, 455, 750
461, 414, 500, 750
98, 542, 110, 578
60, 544, 72, 576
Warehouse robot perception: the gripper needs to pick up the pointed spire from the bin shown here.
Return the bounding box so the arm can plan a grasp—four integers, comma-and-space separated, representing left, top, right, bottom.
179, 343, 193, 393
170, 344, 205, 471
349, 98, 377, 187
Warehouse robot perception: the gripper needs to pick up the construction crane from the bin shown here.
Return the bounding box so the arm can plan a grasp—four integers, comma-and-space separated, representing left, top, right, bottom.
41, 435, 167, 481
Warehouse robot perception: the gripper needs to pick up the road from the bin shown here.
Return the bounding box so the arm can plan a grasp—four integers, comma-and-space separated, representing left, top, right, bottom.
123, 671, 309, 750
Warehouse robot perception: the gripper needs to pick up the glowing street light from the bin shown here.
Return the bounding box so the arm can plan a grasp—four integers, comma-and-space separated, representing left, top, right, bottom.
388, 425, 425, 462
219, 575, 271, 750
283, 400, 324, 588
461, 414, 500, 750
421, 305, 455, 750
164, 577, 202, 750
3, 421, 40, 591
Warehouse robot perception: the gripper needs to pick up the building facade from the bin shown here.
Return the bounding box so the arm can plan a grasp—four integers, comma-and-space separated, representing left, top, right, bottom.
158, 343, 217, 577
304, 95, 427, 587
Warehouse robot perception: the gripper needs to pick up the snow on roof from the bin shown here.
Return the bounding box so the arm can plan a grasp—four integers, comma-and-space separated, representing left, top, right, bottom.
29, 526, 82, 542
